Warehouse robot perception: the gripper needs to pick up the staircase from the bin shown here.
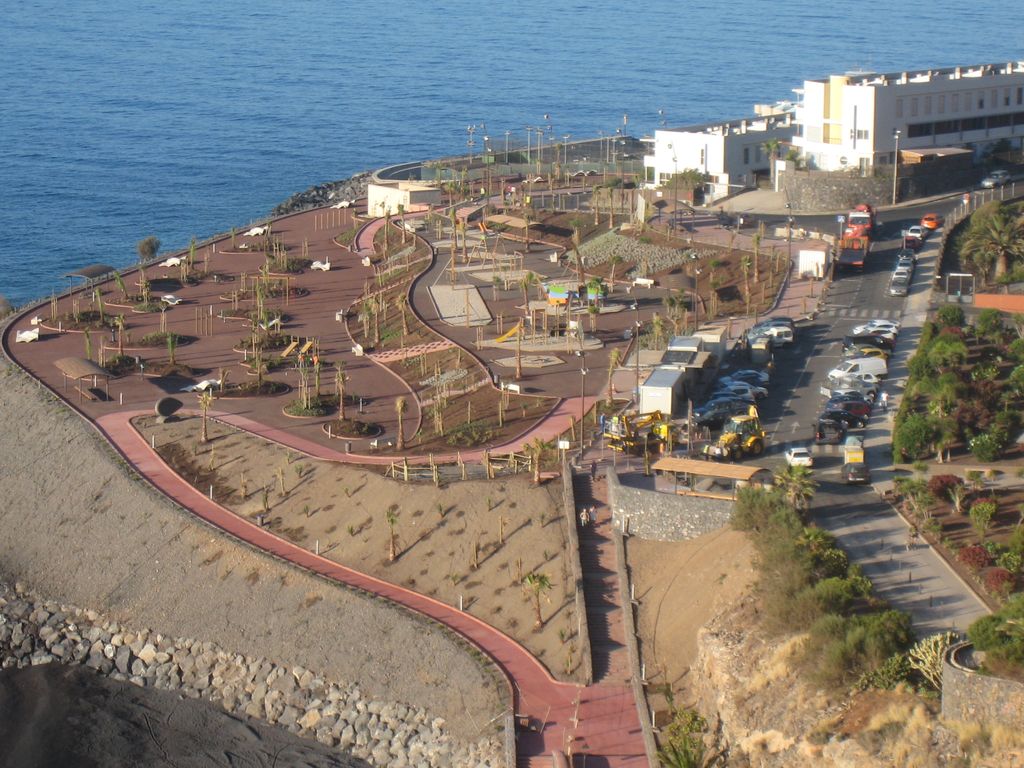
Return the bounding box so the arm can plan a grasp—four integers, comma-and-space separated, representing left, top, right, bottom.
572, 471, 630, 684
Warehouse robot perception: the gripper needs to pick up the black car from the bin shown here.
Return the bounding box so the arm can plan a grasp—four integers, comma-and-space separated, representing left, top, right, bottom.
820, 408, 867, 429
843, 334, 893, 352
815, 418, 847, 444
841, 462, 872, 484
827, 392, 871, 406
693, 399, 750, 429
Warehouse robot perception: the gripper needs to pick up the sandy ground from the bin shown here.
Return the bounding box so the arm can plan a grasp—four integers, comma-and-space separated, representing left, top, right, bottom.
0, 362, 501, 741
137, 414, 583, 682
627, 528, 756, 705
0, 664, 361, 768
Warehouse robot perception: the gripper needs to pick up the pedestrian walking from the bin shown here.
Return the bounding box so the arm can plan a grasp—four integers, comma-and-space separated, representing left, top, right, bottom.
579, 508, 589, 527
880, 391, 889, 412
590, 461, 597, 480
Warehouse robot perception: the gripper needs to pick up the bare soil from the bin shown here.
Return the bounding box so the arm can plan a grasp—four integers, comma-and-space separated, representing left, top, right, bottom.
138, 414, 584, 682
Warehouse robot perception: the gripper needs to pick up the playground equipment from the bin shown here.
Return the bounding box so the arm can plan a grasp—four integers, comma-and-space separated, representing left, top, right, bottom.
494, 321, 524, 344
603, 410, 678, 454
701, 406, 766, 461
281, 339, 300, 358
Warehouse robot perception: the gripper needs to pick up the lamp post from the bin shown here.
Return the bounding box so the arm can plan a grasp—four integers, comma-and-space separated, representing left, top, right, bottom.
891, 129, 901, 205
505, 129, 511, 166
631, 302, 641, 403
785, 202, 793, 264
579, 356, 588, 454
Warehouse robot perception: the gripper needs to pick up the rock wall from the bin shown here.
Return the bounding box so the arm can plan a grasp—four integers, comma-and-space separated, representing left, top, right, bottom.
607, 469, 733, 541
0, 581, 500, 767
942, 641, 1024, 727
272, 173, 372, 216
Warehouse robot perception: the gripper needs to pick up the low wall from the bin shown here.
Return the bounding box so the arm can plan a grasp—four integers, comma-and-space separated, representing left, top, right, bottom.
607, 469, 733, 541
561, 458, 593, 685
942, 641, 1024, 727
973, 293, 1024, 312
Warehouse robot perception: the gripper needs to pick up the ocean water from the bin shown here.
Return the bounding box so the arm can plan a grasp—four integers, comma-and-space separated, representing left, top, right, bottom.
1, 0, 1021, 306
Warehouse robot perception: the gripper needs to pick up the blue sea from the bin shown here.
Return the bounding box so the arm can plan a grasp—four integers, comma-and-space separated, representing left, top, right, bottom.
2, 0, 1022, 306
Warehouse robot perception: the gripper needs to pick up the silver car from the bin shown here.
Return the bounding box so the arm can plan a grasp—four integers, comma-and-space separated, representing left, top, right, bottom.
981, 170, 1011, 188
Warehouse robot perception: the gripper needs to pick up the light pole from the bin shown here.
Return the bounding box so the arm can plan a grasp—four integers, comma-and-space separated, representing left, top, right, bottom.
579, 355, 588, 454
467, 124, 476, 163
631, 302, 641, 403
505, 129, 511, 165
891, 129, 901, 205
563, 134, 571, 167
785, 202, 793, 264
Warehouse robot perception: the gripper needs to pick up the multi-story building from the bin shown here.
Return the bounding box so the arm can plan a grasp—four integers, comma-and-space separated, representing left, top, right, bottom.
643, 111, 796, 202
795, 61, 1024, 172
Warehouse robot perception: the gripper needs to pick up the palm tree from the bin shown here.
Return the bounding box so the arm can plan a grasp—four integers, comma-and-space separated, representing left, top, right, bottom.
198, 390, 214, 444
395, 293, 409, 337
963, 206, 1024, 284
358, 301, 372, 339
527, 437, 553, 484
386, 506, 399, 562
522, 572, 553, 627
114, 315, 126, 356
569, 217, 585, 283
650, 312, 666, 350
515, 320, 524, 380
395, 396, 407, 450
740, 254, 752, 312
608, 254, 624, 290
522, 207, 535, 250
397, 204, 407, 243
335, 362, 348, 420
113, 271, 129, 302
606, 347, 622, 405
774, 464, 817, 511
763, 138, 782, 187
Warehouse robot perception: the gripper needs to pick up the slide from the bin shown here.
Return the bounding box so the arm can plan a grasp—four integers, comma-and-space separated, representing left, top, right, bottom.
299, 340, 315, 355
280, 340, 299, 358
495, 322, 522, 344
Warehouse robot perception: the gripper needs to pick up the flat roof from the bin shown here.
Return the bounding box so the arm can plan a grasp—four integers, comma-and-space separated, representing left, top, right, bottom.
64, 264, 115, 280
652, 456, 771, 481
642, 368, 684, 388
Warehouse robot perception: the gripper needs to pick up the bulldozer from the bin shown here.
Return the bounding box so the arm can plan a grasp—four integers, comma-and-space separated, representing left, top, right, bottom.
603, 410, 678, 454
701, 406, 766, 461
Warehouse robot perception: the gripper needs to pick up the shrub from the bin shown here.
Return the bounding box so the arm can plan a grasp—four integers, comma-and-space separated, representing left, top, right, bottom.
970, 499, 998, 541
936, 304, 966, 329
976, 308, 1006, 343
927, 474, 962, 498
985, 567, 1015, 597
855, 653, 913, 692
919, 320, 938, 347
893, 413, 937, 461
969, 429, 1007, 462
929, 337, 969, 370
1008, 339, 1024, 364
907, 352, 935, 381
969, 595, 1024, 667
804, 610, 914, 689
998, 550, 1024, 574
971, 362, 1000, 382
958, 544, 993, 572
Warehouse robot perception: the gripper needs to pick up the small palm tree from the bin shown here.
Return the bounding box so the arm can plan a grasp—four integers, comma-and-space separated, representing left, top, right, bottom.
527, 437, 553, 485
395, 396, 407, 450
774, 464, 817, 511
763, 138, 782, 187
606, 348, 622, 405
522, 572, 553, 627
198, 390, 214, 444
963, 206, 1024, 284
608, 254, 624, 289
335, 362, 348, 420
386, 506, 399, 562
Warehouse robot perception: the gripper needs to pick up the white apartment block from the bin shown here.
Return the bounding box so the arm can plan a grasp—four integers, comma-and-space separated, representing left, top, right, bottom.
643, 112, 796, 201
795, 61, 1024, 172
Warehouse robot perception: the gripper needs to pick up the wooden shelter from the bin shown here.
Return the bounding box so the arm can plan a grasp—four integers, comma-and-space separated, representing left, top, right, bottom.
54, 357, 111, 403
651, 456, 773, 498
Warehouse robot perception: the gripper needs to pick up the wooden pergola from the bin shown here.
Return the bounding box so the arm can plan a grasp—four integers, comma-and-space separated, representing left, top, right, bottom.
651, 456, 773, 498
54, 357, 111, 403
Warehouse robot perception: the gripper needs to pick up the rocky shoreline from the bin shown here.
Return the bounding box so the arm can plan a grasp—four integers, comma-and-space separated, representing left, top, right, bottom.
271, 172, 373, 216
0, 580, 502, 768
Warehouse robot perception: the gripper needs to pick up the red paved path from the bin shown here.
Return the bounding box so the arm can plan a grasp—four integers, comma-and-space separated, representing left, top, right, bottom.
95, 410, 647, 766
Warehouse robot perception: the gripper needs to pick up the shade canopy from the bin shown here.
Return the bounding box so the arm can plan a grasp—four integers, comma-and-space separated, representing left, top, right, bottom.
652, 456, 771, 482
54, 357, 110, 381
64, 264, 116, 281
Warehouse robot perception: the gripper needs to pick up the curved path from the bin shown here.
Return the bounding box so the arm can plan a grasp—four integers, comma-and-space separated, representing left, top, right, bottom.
95, 409, 645, 765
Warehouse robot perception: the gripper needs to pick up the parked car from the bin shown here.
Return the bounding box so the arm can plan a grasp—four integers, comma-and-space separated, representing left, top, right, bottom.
981, 169, 1011, 188
830, 399, 872, 419
844, 334, 894, 352
893, 265, 913, 281
828, 384, 877, 402
785, 446, 814, 467
905, 225, 926, 241
889, 274, 910, 297
828, 357, 888, 382
821, 408, 867, 429
903, 235, 923, 252
841, 462, 872, 484
843, 345, 889, 360
712, 382, 767, 401
748, 322, 794, 346
896, 255, 915, 272
920, 212, 944, 230
852, 319, 900, 335
724, 368, 770, 386
815, 418, 847, 444
693, 399, 750, 429
894, 247, 917, 264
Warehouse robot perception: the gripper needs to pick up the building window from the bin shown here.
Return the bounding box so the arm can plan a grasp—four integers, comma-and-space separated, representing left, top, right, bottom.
856, 129, 869, 140
988, 113, 1012, 129
934, 119, 959, 135
743, 147, 749, 164
1005, 88, 1011, 106
911, 98, 919, 117
907, 122, 933, 138
938, 94, 945, 114
1018, 87, 1023, 105
896, 98, 903, 118
979, 95, 985, 109
924, 95, 932, 115
952, 93, 960, 112
992, 89, 999, 109
962, 116, 985, 132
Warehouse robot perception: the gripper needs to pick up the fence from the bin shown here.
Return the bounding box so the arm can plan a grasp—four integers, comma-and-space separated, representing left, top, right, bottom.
382, 451, 532, 484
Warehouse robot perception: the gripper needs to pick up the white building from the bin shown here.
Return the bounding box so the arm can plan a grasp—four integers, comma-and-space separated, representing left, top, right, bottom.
644, 112, 796, 201
366, 181, 442, 218
795, 61, 1024, 172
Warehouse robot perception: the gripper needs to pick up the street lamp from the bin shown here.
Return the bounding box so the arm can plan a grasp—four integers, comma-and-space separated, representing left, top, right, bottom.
785, 202, 793, 263
631, 302, 641, 402
891, 129, 901, 205
563, 134, 571, 167
504, 129, 511, 165
578, 354, 588, 454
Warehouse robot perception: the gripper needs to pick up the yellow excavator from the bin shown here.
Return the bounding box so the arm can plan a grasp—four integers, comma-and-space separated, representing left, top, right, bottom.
603, 410, 678, 454
701, 406, 766, 461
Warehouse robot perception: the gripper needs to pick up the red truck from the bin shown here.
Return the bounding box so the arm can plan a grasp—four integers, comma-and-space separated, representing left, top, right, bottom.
844, 204, 876, 240
837, 235, 872, 270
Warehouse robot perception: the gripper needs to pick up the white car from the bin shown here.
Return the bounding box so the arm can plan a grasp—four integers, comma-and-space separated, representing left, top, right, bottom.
785, 446, 814, 467
161, 294, 183, 306
981, 170, 1011, 189
851, 321, 899, 336
905, 225, 926, 240
713, 382, 768, 401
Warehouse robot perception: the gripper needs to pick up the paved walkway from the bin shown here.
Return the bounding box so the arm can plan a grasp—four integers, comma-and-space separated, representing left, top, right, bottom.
95, 409, 646, 765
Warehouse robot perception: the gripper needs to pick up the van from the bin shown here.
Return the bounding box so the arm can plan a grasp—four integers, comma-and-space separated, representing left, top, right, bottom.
828, 357, 887, 383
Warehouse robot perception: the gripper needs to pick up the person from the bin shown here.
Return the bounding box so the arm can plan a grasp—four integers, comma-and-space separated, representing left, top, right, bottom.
590, 461, 597, 480
880, 391, 889, 412
579, 508, 589, 527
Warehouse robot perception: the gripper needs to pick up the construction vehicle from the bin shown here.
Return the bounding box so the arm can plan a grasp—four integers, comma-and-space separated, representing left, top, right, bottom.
836, 235, 871, 271
844, 203, 876, 240
701, 406, 766, 461
603, 410, 678, 454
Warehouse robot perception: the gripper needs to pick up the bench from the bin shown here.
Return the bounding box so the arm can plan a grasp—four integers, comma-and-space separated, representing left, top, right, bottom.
632, 277, 655, 289
369, 438, 394, 452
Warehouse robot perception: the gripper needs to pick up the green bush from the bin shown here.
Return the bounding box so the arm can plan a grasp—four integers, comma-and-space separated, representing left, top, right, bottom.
936, 304, 966, 329
968, 595, 1024, 667
893, 413, 937, 461
805, 610, 914, 689
855, 653, 913, 692
907, 351, 935, 381
1008, 339, 1024, 363
976, 308, 1006, 343
969, 429, 1007, 462
919, 320, 938, 347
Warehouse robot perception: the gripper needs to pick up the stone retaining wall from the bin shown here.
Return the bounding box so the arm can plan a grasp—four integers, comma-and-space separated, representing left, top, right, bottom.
607, 469, 733, 541
0, 581, 501, 768
942, 641, 1024, 727
561, 458, 593, 685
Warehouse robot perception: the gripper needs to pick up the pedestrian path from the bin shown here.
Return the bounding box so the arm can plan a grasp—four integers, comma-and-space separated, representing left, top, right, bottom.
817, 307, 902, 320
94, 409, 647, 765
